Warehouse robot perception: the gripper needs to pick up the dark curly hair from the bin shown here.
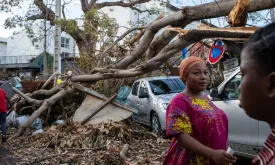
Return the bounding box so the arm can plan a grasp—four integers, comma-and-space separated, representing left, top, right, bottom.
244, 22, 275, 74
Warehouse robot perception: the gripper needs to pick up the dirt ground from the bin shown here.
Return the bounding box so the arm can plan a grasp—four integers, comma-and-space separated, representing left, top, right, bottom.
1, 121, 253, 165
0, 145, 18, 165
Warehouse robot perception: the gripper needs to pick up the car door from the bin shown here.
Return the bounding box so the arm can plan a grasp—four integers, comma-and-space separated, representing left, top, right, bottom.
213, 73, 259, 156
136, 81, 151, 125
128, 81, 140, 120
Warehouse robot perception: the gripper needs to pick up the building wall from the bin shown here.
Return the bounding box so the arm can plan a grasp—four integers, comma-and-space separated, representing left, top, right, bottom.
1, 21, 80, 65
0, 37, 7, 64
40, 27, 80, 59
6, 31, 40, 64
100, 6, 132, 36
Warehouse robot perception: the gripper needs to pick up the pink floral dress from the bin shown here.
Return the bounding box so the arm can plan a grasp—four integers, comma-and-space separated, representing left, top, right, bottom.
162, 93, 228, 165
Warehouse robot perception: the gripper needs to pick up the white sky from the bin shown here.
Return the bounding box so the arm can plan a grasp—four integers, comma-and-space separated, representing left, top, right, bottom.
0, 0, 270, 38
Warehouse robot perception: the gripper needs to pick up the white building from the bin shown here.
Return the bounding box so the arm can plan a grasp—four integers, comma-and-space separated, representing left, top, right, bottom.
0, 38, 7, 62
0, 24, 79, 65
39, 29, 79, 59
5, 31, 40, 64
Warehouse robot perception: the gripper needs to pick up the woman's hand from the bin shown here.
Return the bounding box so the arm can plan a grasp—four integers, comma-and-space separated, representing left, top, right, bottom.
210, 150, 237, 165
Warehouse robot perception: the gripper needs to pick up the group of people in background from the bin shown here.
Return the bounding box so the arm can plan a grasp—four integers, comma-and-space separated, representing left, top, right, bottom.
163, 22, 275, 165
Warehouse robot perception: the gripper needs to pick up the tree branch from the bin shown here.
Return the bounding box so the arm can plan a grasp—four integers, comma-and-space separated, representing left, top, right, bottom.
62, 0, 73, 20
96, 26, 145, 67
96, 0, 151, 8
31, 83, 68, 98
72, 29, 252, 82
80, 0, 89, 12
14, 88, 76, 137
112, 0, 275, 69
29, 0, 83, 43
27, 14, 44, 20
130, 6, 153, 14
11, 87, 43, 105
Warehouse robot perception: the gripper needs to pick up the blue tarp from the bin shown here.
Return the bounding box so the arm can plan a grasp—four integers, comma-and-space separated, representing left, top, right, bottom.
182, 48, 187, 59
115, 86, 131, 104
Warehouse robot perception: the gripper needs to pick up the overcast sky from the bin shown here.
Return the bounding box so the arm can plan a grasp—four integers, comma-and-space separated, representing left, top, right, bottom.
0, 0, 269, 38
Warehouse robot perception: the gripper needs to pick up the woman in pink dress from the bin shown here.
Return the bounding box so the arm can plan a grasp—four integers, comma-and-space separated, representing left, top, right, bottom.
162, 56, 237, 165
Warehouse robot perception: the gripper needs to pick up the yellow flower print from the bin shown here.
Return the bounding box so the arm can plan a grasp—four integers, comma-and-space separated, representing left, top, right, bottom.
172, 114, 192, 133
190, 155, 209, 165
192, 98, 213, 110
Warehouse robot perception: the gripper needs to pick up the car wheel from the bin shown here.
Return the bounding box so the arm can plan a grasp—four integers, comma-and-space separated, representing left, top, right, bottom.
151, 113, 162, 135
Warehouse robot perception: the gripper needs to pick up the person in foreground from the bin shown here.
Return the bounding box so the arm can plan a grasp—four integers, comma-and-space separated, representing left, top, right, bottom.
162, 56, 237, 165
239, 22, 275, 165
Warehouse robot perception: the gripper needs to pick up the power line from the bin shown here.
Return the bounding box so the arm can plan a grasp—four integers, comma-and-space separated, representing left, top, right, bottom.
6, 33, 26, 56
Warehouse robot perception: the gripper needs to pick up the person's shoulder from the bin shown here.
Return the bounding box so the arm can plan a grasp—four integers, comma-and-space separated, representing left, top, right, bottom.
170, 93, 189, 105
172, 93, 184, 100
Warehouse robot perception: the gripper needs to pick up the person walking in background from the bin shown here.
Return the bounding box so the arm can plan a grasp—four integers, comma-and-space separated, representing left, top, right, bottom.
162, 56, 237, 165
239, 22, 275, 165
0, 88, 12, 142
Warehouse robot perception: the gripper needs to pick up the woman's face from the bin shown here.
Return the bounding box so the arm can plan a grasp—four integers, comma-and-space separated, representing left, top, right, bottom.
239, 48, 275, 122
185, 62, 209, 93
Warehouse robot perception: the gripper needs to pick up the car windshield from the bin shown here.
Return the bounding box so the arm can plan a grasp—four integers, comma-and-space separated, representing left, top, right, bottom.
149, 78, 185, 95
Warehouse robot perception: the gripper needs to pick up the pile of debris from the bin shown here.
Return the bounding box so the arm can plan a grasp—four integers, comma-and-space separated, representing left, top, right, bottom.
8, 119, 170, 165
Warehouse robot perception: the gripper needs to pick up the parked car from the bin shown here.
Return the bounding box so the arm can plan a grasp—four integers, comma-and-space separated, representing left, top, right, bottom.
126, 76, 185, 133
210, 67, 270, 159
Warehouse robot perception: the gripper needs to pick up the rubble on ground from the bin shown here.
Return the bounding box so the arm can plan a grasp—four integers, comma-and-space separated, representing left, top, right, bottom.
7, 119, 170, 165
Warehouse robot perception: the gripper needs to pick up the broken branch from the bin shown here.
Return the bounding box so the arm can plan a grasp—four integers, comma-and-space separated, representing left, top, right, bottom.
41, 71, 60, 89
119, 144, 129, 160
97, 0, 151, 8
14, 88, 76, 137
11, 87, 43, 105
97, 26, 145, 67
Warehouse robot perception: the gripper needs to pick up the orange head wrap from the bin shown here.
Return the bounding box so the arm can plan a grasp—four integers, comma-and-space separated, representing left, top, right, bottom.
179, 56, 205, 82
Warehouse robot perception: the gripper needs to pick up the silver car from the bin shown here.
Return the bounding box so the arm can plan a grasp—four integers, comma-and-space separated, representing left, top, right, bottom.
210, 67, 270, 158
127, 76, 185, 133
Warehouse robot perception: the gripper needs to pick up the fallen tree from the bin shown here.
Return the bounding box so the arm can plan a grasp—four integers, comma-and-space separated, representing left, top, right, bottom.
8, 0, 275, 136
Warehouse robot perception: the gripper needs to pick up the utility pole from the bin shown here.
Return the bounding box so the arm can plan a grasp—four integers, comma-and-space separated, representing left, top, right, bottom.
43, 0, 48, 74
54, 0, 61, 73
271, 8, 275, 23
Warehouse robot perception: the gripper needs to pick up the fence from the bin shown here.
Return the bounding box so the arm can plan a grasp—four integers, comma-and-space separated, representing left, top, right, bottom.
0, 55, 38, 64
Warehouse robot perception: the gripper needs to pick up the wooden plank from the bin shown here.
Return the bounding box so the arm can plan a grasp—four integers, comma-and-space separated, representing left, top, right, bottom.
197, 24, 258, 33
80, 93, 117, 125
71, 82, 138, 113
211, 37, 249, 41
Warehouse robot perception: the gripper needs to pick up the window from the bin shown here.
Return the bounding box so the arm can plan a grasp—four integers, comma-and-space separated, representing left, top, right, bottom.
132, 81, 140, 96
149, 78, 185, 95
139, 81, 148, 96
224, 73, 241, 100
61, 37, 70, 48
61, 52, 70, 58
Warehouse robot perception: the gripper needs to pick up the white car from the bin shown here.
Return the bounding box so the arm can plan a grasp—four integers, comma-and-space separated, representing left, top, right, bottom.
127, 76, 185, 134
210, 67, 270, 158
